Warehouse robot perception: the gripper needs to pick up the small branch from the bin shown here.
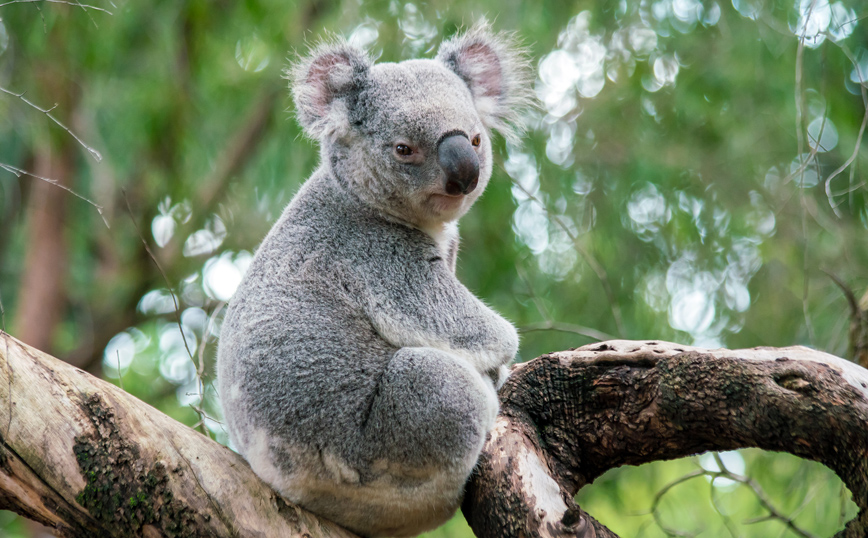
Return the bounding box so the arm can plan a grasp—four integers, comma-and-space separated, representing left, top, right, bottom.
823, 270, 868, 368
738, 474, 818, 538
514, 261, 614, 342
649, 469, 706, 537
711, 453, 819, 538
0, 0, 111, 14
0, 87, 103, 162
824, 85, 868, 211
0, 163, 108, 228
121, 192, 202, 425
824, 270, 861, 319
510, 177, 626, 337
517, 320, 612, 342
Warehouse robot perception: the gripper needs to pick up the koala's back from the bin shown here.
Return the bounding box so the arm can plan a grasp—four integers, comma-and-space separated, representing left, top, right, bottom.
219, 171, 395, 455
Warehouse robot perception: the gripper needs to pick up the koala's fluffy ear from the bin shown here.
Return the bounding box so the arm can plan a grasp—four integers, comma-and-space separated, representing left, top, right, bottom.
289, 40, 371, 139
436, 20, 533, 143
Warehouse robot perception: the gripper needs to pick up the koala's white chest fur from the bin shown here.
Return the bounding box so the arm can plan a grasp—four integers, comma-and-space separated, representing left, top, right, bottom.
217, 20, 530, 538
419, 220, 459, 259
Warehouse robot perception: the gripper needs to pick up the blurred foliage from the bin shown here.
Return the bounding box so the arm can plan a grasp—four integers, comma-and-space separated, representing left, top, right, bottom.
0, 0, 867, 536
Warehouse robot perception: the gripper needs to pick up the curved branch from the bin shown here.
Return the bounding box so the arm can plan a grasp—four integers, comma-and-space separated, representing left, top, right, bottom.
463, 340, 868, 538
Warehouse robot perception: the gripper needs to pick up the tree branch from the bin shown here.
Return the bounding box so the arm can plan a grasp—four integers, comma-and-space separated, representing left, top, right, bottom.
2, 333, 867, 537
463, 340, 868, 537
0, 331, 357, 538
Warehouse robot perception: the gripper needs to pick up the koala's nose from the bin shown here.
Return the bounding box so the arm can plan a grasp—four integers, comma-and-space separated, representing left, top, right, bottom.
438, 134, 480, 196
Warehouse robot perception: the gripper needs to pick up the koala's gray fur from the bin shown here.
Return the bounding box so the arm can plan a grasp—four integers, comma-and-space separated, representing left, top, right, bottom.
217, 21, 532, 538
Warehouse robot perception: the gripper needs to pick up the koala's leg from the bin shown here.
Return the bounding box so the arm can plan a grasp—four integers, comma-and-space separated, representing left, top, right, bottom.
339, 346, 499, 537
364, 346, 498, 470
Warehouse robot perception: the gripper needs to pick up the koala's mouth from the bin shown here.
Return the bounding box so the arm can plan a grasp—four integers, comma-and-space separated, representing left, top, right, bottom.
428, 192, 468, 213
431, 192, 465, 203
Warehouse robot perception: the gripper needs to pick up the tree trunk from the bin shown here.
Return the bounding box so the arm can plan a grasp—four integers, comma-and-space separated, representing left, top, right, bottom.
12, 140, 75, 355
0, 332, 866, 537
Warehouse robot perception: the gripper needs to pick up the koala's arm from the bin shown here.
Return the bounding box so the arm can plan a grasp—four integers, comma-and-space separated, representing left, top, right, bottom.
359, 255, 518, 377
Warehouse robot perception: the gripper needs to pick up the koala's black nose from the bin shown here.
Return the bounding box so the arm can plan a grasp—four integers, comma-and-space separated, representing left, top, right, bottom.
438, 134, 480, 196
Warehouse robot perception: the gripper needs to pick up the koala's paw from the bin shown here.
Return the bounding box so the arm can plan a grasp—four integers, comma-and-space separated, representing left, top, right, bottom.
486, 364, 511, 390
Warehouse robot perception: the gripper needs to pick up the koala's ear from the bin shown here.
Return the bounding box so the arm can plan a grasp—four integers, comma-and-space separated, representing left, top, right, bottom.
288, 40, 371, 139
436, 20, 533, 143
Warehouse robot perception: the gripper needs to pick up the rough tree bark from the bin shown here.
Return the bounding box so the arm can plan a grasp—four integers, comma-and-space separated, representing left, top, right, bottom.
463, 340, 868, 538
0, 332, 866, 537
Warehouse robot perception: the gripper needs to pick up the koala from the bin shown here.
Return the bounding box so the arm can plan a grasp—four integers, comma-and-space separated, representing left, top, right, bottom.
217, 21, 530, 538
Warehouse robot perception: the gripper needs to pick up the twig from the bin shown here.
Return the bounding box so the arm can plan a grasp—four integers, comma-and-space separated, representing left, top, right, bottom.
515, 262, 552, 323
779, 114, 823, 187
649, 469, 707, 537
794, 1, 816, 347
69, 0, 100, 28
189, 403, 210, 436
0, 86, 103, 162
823, 269, 860, 319
738, 475, 819, 537
712, 453, 820, 538
824, 84, 868, 212
835, 42, 868, 210
510, 177, 626, 337
0, 162, 109, 228
121, 191, 219, 436
35, 3, 46, 32
0, 0, 111, 14
517, 321, 612, 342
708, 476, 743, 538
513, 261, 612, 341
645, 453, 824, 538
121, 192, 198, 393
116, 350, 124, 391
829, 181, 865, 198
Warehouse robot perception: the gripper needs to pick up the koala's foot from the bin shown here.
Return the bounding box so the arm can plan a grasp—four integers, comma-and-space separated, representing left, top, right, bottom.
363, 346, 498, 470
486, 363, 511, 390
313, 346, 497, 537
274, 346, 499, 538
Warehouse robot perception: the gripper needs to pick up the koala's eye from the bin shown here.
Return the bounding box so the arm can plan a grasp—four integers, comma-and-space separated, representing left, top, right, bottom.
395, 144, 413, 156
471, 134, 481, 147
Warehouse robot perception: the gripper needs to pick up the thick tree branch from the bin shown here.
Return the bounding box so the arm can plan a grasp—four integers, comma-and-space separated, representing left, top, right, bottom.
463, 340, 868, 538
2, 333, 867, 537
0, 331, 357, 538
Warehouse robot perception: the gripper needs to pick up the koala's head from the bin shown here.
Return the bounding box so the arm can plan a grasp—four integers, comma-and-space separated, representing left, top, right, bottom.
290, 21, 531, 231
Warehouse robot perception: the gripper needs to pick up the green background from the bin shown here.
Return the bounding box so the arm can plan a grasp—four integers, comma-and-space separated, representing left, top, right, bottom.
0, 0, 866, 535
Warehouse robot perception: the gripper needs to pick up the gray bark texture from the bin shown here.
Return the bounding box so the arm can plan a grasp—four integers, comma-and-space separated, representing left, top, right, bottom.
0, 332, 866, 537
